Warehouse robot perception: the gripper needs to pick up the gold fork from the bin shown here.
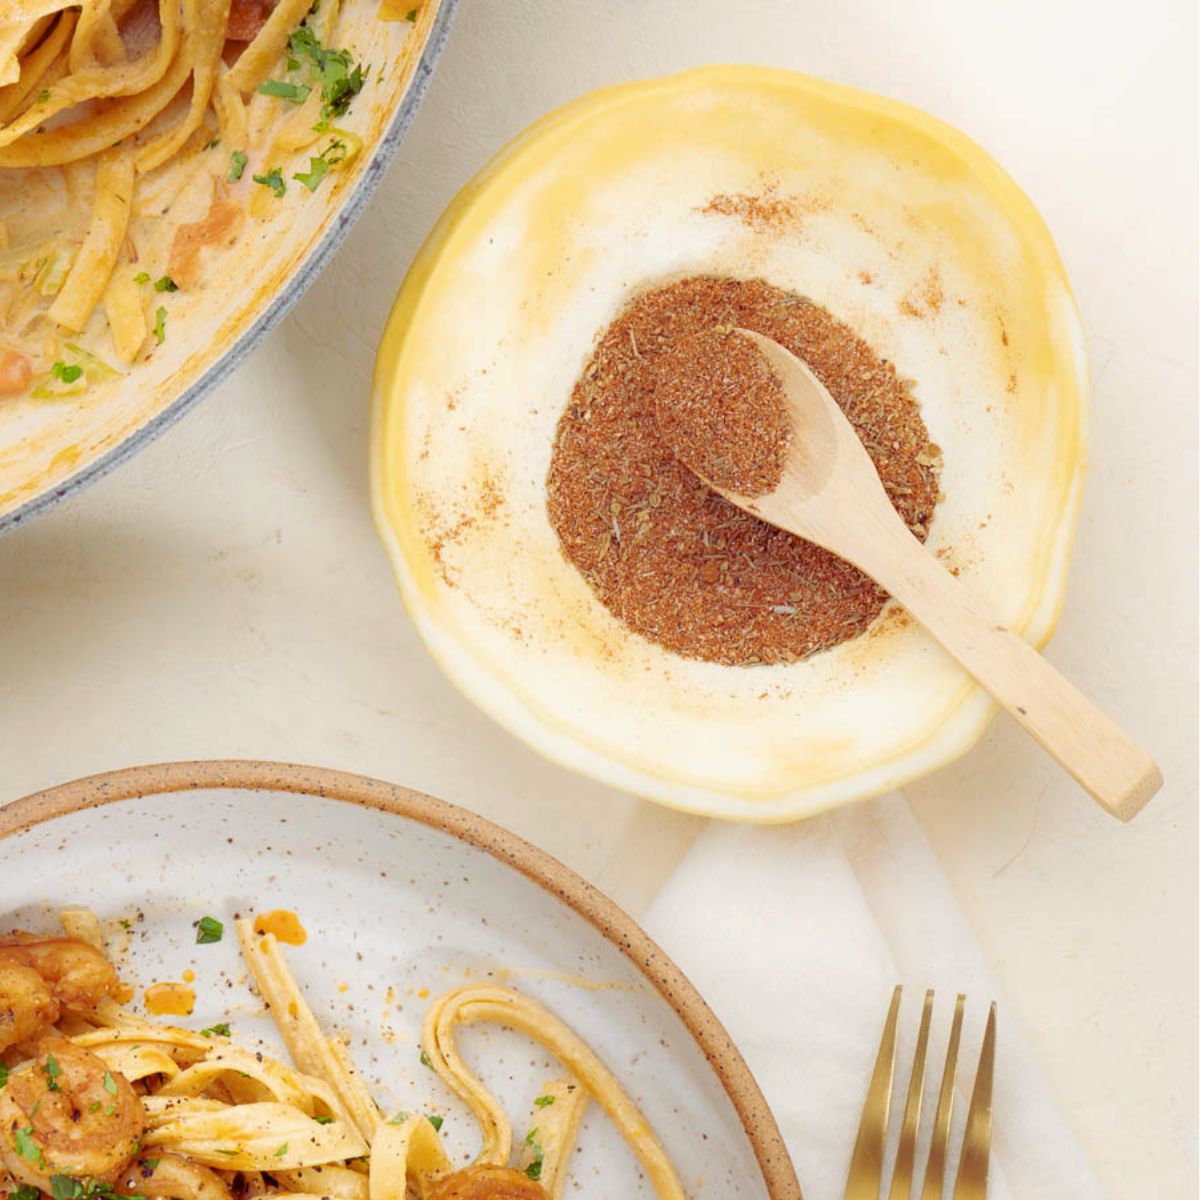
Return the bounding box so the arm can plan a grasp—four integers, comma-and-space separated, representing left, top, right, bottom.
844, 987, 996, 1200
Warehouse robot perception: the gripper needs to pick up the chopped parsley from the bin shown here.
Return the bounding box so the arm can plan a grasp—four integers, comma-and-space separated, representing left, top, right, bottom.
195, 915, 223, 943
49, 1177, 138, 1200
50, 361, 83, 384
104, 1105, 116, 1117
533, 1094, 555, 1108
14, 1127, 43, 1166
12, 1186, 40, 1200
204, 137, 220, 150
273, 1143, 288, 1158
313, 1115, 334, 1124
153, 275, 177, 293
258, 79, 312, 103
228, 149, 248, 181
524, 1127, 544, 1181
0, 1063, 8, 1088
214, 1149, 240, 1157
287, 26, 366, 119
293, 138, 347, 192
37, 89, 50, 103
418, 1050, 433, 1069
43, 1054, 62, 1091
387, 1112, 407, 1126
252, 168, 286, 198
141, 1160, 160, 1171
133, 272, 150, 285
153, 306, 167, 346
199, 1022, 231, 1038
102, 1071, 118, 1095
426, 1115, 443, 1132
88, 1101, 100, 1113
406, 8, 418, 20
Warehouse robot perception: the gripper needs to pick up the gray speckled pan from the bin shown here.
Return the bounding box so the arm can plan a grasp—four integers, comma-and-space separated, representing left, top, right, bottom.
0, 760, 803, 1198
0, 0, 458, 535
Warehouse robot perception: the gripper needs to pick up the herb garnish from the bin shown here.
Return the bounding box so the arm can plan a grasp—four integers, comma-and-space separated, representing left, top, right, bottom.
418, 1050, 433, 1069
273, 1143, 288, 1158
196, 915, 223, 943
287, 26, 366, 119
102, 1071, 118, 1095
133, 272, 150, 284
257, 79, 312, 104
292, 139, 346, 192
44, 1054, 62, 1091
153, 306, 167, 346
0, 1063, 8, 1088
199, 1022, 231, 1038
313, 1114, 334, 1124
533, 1094, 555, 1108
228, 149, 248, 181
12, 1186, 40, 1200
252, 168, 286, 198
14, 1127, 43, 1166
50, 361, 83, 384
154, 276, 177, 293
524, 1128, 544, 1181
426, 1115, 443, 1132
50, 1176, 140, 1200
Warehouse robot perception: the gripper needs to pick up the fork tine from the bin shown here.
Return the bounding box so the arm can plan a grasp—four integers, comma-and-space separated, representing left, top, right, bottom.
887, 989, 934, 1200
844, 985, 902, 1200
918, 993, 965, 1200
952, 1003, 996, 1200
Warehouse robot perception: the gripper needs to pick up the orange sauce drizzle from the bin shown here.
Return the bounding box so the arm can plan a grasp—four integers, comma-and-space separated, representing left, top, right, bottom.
145, 982, 196, 1016
253, 910, 307, 945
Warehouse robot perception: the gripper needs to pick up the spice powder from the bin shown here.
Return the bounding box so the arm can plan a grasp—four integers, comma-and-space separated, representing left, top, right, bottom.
652, 325, 791, 497
546, 276, 941, 666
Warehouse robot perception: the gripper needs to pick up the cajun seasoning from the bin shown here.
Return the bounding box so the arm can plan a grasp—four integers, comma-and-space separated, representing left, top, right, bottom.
545, 276, 942, 667
652, 326, 791, 497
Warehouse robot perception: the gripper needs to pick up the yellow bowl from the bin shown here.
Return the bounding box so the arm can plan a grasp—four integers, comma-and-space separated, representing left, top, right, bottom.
371, 66, 1088, 822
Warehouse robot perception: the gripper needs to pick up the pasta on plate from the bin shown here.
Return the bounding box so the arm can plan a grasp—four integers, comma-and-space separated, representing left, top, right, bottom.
0, 910, 685, 1200
0, 0, 388, 400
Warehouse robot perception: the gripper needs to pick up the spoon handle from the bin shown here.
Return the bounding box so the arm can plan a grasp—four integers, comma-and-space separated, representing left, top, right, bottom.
852, 514, 1162, 821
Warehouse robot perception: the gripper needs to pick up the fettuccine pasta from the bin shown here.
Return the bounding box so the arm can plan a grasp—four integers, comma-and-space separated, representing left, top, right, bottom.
0, 909, 687, 1200
0, 0, 388, 398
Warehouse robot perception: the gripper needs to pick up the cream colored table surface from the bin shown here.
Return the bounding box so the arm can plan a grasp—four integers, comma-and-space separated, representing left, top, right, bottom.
0, 1, 1195, 1196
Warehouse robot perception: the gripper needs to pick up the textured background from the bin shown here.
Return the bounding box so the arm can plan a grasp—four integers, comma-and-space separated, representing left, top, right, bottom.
0, 2, 1195, 1195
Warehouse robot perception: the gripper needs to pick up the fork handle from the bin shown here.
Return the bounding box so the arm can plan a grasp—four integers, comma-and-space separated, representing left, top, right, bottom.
847, 509, 1162, 821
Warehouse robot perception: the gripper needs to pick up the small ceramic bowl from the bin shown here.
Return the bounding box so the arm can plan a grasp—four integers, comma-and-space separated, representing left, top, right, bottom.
371, 67, 1088, 822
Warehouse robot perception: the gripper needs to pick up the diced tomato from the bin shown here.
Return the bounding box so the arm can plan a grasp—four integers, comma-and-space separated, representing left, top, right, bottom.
0, 349, 32, 396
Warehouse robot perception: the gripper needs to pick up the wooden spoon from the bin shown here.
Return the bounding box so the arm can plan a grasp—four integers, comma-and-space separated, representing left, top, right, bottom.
709, 330, 1162, 821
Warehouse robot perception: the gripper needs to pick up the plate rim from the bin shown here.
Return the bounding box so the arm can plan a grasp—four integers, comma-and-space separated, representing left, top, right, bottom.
0, 0, 461, 538
0, 757, 803, 1200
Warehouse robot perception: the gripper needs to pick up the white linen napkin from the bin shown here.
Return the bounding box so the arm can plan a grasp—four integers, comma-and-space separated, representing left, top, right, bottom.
641, 793, 1110, 1200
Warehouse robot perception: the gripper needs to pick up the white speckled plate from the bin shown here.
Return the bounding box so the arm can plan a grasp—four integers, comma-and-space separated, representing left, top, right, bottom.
0, 761, 801, 1199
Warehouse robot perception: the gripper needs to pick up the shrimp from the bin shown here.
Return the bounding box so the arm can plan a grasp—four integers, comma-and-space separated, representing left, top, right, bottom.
425, 1167, 547, 1200
119, 1153, 232, 1200
0, 933, 119, 1045
0, 963, 59, 1052
0, 1037, 144, 1189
